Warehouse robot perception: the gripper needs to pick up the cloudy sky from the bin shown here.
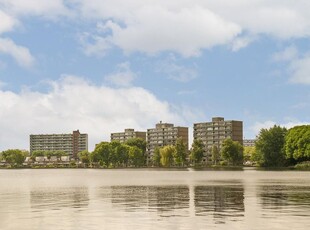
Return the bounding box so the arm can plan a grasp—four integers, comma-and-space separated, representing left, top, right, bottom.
0, 0, 309, 151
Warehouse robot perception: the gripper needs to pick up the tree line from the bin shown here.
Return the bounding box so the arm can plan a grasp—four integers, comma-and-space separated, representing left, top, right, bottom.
245, 125, 310, 167
1, 125, 308, 168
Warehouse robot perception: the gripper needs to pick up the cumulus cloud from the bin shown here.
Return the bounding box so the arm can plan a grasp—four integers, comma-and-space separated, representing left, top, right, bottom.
0, 10, 17, 34
74, 0, 310, 56
0, 75, 192, 151
104, 62, 136, 87
0, 38, 35, 67
77, 3, 241, 57
250, 119, 309, 137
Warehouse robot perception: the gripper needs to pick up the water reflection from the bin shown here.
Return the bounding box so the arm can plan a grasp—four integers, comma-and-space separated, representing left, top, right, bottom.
195, 183, 244, 223
258, 184, 310, 215
98, 183, 244, 221
30, 187, 89, 210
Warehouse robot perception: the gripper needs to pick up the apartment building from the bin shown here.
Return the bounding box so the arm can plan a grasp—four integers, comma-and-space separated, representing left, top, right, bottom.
146, 121, 188, 163
193, 117, 243, 164
243, 139, 256, 147
30, 130, 88, 158
111, 128, 146, 143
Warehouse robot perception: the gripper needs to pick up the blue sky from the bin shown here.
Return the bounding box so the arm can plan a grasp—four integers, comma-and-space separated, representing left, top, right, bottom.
0, 0, 309, 151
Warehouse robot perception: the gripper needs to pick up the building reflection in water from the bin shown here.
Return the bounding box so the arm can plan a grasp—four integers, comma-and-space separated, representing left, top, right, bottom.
98, 182, 245, 222
30, 187, 89, 210
194, 182, 245, 224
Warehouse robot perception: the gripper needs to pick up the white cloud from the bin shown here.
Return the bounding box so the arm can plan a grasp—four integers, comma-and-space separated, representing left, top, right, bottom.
0, 75, 194, 151
157, 55, 198, 82
0, 10, 17, 34
272, 46, 299, 62
78, 4, 241, 57
289, 56, 310, 84
250, 119, 309, 137
74, 1, 310, 56
0, 38, 35, 67
104, 62, 136, 87
0, 0, 71, 19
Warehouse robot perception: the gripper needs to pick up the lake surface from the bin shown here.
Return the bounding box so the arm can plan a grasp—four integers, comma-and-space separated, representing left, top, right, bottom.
0, 169, 310, 230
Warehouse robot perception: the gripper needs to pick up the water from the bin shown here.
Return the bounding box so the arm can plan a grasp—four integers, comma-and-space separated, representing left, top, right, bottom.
0, 168, 309, 230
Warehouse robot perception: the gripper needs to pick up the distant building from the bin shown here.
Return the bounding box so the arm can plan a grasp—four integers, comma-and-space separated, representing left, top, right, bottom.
146, 121, 188, 164
193, 117, 243, 164
111, 129, 146, 143
243, 139, 256, 147
30, 130, 88, 158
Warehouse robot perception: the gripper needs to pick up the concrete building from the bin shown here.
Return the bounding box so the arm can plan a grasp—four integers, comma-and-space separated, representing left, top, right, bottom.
146, 121, 188, 163
111, 129, 146, 143
30, 130, 88, 158
243, 139, 256, 147
193, 117, 243, 164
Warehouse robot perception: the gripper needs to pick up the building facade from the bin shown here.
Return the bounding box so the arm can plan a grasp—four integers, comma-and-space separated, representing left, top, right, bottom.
30, 130, 88, 158
146, 121, 188, 164
243, 139, 256, 147
193, 117, 243, 164
110, 129, 146, 143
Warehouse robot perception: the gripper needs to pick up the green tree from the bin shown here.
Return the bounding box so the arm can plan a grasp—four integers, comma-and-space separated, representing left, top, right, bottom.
31, 150, 45, 160
221, 138, 243, 166
255, 125, 287, 167
109, 141, 129, 167
211, 145, 220, 165
1, 149, 26, 166
243, 146, 256, 162
190, 140, 205, 166
285, 125, 310, 163
174, 138, 188, 166
128, 146, 144, 167
125, 138, 146, 165
52, 150, 67, 158
152, 147, 161, 167
91, 142, 112, 167
78, 150, 90, 164
160, 145, 175, 167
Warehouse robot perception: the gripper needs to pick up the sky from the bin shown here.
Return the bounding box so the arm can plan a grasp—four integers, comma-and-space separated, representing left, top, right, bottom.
0, 0, 309, 151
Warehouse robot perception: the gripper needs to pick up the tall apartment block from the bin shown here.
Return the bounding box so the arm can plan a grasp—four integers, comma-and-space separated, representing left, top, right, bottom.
30, 130, 88, 158
111, 129, 146, 143
193, 117, 243, 164
146, 121, 188, 163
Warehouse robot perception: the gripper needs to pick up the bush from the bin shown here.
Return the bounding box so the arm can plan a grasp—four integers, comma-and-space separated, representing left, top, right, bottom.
295, 161, 310, 170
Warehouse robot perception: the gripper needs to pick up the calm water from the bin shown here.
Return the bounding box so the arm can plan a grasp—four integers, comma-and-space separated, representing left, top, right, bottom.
0, 169, 310, 230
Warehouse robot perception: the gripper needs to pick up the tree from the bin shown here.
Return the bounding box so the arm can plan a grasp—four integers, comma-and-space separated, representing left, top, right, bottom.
91, 142, 111, 167
221, 138, 243, 166
211, 145, 220, 165
243, 146, 256, 162
285, 125, 310, 163
78, 150, 90, 164
31, 150, 45, 161
160, 145, 175, 167
128, 146, 144, 167
53, 150, 67, 158
125, 138, 146, 165
152, 147, 161, 167
174, 138, 188, 166
190, 140, 205, 166
1, 149, 26, 166
255, 125, 287, 167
